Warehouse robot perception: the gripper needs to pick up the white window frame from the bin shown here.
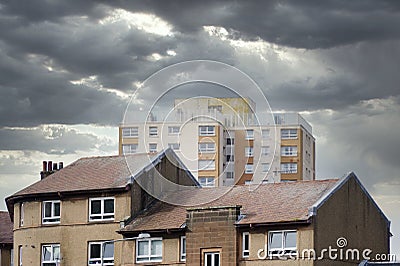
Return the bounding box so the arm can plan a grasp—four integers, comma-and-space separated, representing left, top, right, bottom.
245, 164, 254, 174
204, 252, 220, 266
41, 244, 60, 266
199, 177, 215, 187
242, 232, 250, 258
245, 146, 254, 157
198, 160, 215, 171
262, 129, 270, 139
262, 163, 270, 173
122, 144, 138, 155
245, 129, 254, 140
122, 127, 138, 137
168, 126, 180, 135
149, 143, 157, 153
180, 236, 186, 262
168, 143, 180, 150
199, 126, 215, 136
261, 146, 270, 156
281, 163, 298, 174
281, 146, 298, 156
20, 202, 24, 227
18, 246, 22, 266
268, 230, 297, 257
136, 237, 163, 263
149, 126, 158, 137
88, 241, 114, 266
226, 172, 234, 179
281, 129, 297, 139
42, 200, 60, 224
89, 197, 115, 221
198, 142, 216, 153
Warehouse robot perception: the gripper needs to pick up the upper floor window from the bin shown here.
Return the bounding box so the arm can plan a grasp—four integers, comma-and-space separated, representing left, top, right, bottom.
199, 126, 215, 136
281, 146, 298, 156
42, 200, 60, 224
226, 155, 234, 162
281, 129, 297, 139
122, 127, 138, 137
149, 143, 157, 153
180, 236, 186, 262
226, 138, 234, 145
281, 163, 297, 174
149, 126, 158, 137
262, 129, 270, 139
245, 129, 254, 140
89, 197, 114, 221
168, 143, 180, 151
242, 232, 250, 258
168, 126, 180, 135
41, 244, 60, 266
199, 177, 215, 187
226, 172, 234, 179
198, 160, 215, 171
20, 202, 24, 227
122, 144, 138, 155
262, 163, 270, 173
261, 146, 270, 156
245, 164, 254, 174
88, 242, 114, 266
136, 238, 162, 263
199, 143, 216, 153
245, 147, 254, 157
268, 230, 297, 256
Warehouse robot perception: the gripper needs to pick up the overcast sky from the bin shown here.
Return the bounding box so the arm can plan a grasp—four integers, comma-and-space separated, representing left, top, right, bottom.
0, 0, 399, 257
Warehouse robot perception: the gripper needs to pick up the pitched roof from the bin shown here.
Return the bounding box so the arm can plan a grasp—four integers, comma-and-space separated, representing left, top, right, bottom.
9, 154, 149, 197
121, 179, 339, 232
0, 211, 13, 245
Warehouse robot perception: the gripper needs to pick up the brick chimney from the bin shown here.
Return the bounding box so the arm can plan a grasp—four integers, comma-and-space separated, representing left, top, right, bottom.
185, 205, 241, 265
40, 161, 64, 179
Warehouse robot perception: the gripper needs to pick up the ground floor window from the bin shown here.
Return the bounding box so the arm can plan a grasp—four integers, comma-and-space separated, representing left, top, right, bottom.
136, 238, 162, 263
88, 242, 114, 266
204, 252, 220, 266
41, 244, 60, 266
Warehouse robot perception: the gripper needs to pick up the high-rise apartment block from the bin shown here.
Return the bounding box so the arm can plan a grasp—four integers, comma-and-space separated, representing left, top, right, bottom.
119, 97, 315, 186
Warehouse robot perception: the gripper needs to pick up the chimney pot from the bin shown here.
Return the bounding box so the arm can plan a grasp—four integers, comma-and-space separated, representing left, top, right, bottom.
53, 163, 58, 171
48, 161, 53, 172
59, 162, 64, 169
42, 161, 47, 172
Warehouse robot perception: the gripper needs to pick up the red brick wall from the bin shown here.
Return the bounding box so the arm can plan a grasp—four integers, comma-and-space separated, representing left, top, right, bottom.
186, 206, 241, 266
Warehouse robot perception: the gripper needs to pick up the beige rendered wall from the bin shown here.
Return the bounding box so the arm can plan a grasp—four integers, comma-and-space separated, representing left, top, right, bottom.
13, 192, 130, 265
314, 176, 390, 266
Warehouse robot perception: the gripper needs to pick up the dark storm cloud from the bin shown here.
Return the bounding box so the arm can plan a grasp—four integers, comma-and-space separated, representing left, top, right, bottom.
0, 126, 113, 154
112, 0, 400, 49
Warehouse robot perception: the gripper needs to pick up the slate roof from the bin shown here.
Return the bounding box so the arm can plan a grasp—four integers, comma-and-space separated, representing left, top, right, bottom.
0, 211, 13, 245
8, 153, 167, 198
121, 179, 339, 232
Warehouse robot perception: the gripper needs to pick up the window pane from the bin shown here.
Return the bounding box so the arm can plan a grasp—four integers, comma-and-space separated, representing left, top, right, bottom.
104, 199, 114, 214
91, 200, 101, 214
54, 202, 60, 217
151, 240, 162, 256
285, 231, 297, 249
104, 243, 114, 258
244, 234, 249, 250
182, 238, 186, 254
270, 232, 283, 249
90, 244, 101, 259
206, 254, 212, 266
53, 246, 60, 260
43, 246, 52, 261
214, 253, 220, 266
138, 241, 148, 256
44, 202, 52, 217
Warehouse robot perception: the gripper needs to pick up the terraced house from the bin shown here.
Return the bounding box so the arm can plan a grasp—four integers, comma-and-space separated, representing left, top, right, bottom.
5, 149, 199, 266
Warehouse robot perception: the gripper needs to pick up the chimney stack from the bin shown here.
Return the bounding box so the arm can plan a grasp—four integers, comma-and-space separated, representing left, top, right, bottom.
41, 160, 64, 179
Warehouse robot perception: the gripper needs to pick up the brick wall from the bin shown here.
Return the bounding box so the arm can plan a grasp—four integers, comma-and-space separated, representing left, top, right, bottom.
186, 205, 241, 266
